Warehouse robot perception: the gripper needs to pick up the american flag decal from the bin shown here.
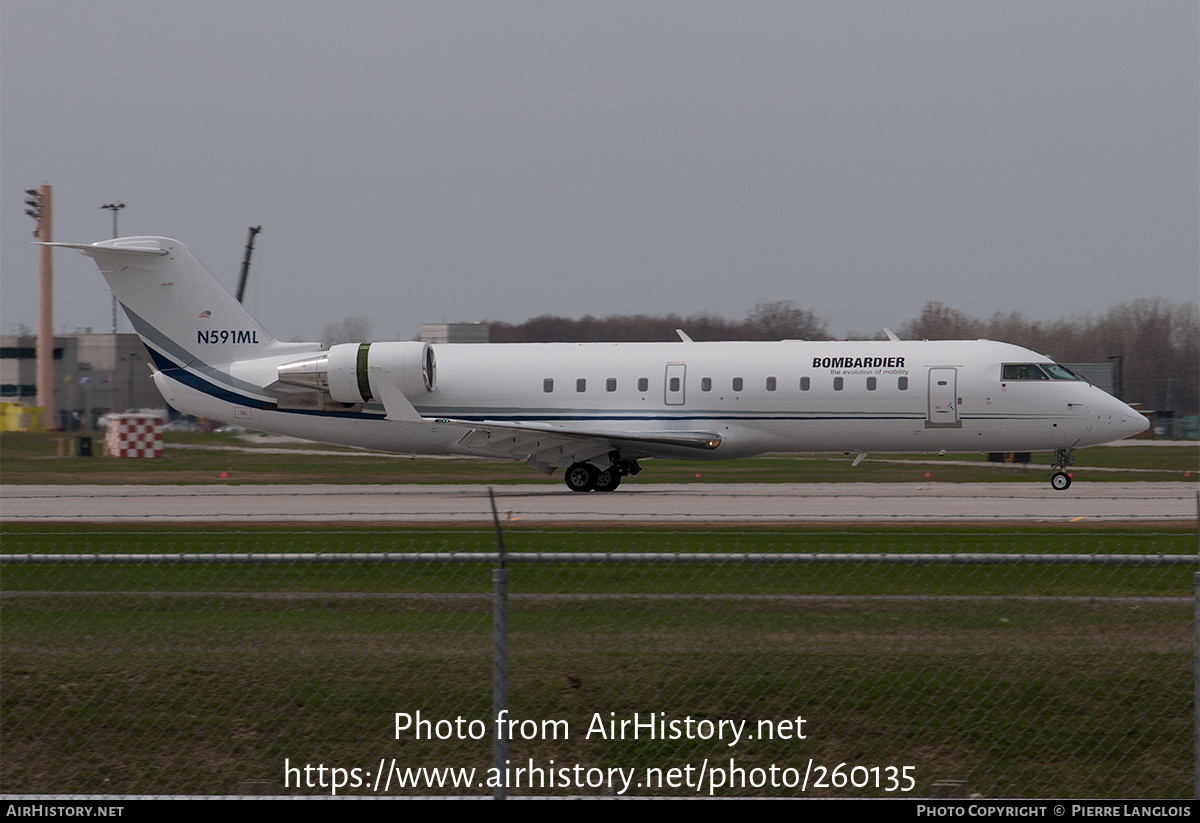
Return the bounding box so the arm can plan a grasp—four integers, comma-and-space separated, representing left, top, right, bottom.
198, 310, 212, 318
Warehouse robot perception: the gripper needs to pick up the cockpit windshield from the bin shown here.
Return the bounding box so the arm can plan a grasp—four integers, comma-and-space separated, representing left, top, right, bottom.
1039, 363, 1081, 380
1002, 364, 1049, 380
1001, 363, 1083, 381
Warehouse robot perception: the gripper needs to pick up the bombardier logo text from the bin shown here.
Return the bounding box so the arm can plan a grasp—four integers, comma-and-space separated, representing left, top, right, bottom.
813, 356, 904, 369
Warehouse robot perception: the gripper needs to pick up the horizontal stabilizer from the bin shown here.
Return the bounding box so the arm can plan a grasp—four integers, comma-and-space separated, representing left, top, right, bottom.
43, 240, 169, 257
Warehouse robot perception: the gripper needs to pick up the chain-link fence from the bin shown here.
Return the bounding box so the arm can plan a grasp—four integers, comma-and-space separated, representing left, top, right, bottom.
1, 529, 1195, 798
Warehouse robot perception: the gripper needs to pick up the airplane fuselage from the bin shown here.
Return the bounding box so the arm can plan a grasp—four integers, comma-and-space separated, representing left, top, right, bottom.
157, 338, 1142, 461
52, 236, 1148, 491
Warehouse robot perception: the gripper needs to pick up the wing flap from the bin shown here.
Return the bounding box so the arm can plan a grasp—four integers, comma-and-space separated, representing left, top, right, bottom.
447, 418, 721, 472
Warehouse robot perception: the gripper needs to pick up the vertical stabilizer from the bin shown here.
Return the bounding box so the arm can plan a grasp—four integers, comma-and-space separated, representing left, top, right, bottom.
49, 237, 301, 371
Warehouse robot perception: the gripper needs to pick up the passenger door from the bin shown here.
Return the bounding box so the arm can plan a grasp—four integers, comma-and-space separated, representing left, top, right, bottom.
926, 368, 960, 427
664, 364, 686, 406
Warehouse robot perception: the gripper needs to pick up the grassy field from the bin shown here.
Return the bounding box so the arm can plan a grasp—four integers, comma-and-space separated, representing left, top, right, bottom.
1, 430, 1196, 485
1, 525, 1195, 797
1, 526, 1193, 596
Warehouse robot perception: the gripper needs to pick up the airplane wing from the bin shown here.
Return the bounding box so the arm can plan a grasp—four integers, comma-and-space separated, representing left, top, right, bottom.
448, 421, 722, 474
365, 368, 720, 474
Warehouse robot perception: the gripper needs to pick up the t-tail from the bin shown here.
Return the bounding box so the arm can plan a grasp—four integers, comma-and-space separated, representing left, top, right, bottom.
48, 237, 314, 368
48, 237, 320, 418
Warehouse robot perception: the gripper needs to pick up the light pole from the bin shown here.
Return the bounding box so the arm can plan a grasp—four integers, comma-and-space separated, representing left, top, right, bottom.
101, 202, 125, 333
26, 185, 54, 427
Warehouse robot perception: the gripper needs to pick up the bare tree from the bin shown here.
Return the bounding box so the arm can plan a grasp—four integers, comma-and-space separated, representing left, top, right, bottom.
321, 316, 374, 347
489, 302, 830, 343
898, 301, 980, 340
742, 301, 829, 340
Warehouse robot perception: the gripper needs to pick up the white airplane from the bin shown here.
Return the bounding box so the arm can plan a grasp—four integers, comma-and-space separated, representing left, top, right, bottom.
52, 236, 1148, 492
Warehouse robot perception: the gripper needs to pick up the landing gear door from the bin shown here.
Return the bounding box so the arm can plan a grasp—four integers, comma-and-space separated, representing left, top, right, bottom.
926, 368, 961, 428
664, 364, 686, 406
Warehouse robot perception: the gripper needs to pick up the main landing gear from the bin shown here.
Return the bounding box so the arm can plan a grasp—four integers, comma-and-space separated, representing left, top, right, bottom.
564, 452, 640, 493
1049, 448, 1075, 491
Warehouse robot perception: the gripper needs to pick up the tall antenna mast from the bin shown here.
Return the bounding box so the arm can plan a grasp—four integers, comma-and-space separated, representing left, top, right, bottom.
236, 226, 262, 304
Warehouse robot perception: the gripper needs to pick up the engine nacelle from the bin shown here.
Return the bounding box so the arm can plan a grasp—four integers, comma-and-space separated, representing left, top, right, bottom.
276, 342, 435, 404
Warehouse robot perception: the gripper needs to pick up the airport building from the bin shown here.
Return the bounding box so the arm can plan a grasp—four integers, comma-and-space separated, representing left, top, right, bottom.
418, 323, 490, 343
1, 333, 160, 430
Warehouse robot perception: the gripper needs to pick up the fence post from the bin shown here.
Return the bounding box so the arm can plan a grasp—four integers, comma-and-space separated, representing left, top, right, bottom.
490, 488, 508, 800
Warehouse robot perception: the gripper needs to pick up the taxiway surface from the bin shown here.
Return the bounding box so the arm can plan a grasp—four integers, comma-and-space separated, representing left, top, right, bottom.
1, 482, 1194, 524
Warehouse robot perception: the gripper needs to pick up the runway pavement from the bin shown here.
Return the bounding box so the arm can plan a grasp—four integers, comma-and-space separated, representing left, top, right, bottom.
1, 482, 1195, 524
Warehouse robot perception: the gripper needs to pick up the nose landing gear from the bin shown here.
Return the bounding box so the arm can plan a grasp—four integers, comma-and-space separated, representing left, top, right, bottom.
1049, 448, 1075, 490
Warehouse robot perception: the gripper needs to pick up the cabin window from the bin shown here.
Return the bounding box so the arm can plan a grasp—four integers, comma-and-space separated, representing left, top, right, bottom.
576, 378, 586, 392
638, 377, 649, 392
866, 376, 877, 391
1002, 364, 1049, 380
606, 378, 617, 392
800, 376, 811, 391
732, 377, 743, 392
833, 377, 844, 391
766, 376, 777, 391
701, 377, 712, 391
898, 376, 908, 390
543, 378, 554, 393
669, 377, 680, 392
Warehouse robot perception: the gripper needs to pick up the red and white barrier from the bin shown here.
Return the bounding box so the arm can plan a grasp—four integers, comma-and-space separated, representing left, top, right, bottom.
105, 415, 164, 458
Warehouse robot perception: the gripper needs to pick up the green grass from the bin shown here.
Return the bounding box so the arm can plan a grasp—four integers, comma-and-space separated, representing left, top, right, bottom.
2, 596, 1190, 797
2, 527, 1194, 596
1, 526, 1195, 797
2, 430, 1195, 485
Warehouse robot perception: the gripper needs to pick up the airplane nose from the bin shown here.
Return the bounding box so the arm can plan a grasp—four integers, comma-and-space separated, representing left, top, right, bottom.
1112, 401, 1150, 439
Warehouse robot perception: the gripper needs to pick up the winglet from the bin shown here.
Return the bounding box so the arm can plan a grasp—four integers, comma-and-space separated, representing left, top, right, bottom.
883, 328, 900, 342
676, 329, 693, 343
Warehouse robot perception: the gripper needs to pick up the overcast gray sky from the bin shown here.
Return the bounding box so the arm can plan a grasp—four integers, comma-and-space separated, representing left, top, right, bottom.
3, 1, 1196, 342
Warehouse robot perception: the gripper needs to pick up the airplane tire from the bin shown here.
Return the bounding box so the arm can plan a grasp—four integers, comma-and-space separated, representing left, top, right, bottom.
565, 462, 597, 493
593, 467, 621, 492
1050, 472, 1071, 491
